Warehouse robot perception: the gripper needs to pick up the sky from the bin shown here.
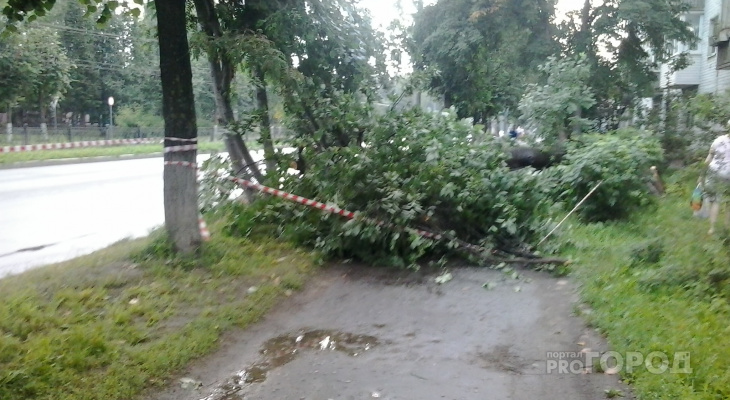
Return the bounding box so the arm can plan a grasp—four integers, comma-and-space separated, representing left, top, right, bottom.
360, 0, 587, 30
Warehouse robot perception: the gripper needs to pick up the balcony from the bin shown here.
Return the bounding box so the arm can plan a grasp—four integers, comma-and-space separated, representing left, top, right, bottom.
660, 54, 701, 88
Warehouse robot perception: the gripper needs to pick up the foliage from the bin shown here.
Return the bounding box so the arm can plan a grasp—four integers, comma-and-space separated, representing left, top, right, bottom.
553, 129, 663, 222
518, 54, 596, 143
687, 92, 730, 126
198, 153, 238, 213
1, 0, 138, 27
411, 0, 558, 122
0, 25, 72, 118
681, 91, 730, 162
560, 169, 730, 399
0, 27, 33, 108
224, 109, 557, 267
114, 105, 163, 128
559, 0, 695, 127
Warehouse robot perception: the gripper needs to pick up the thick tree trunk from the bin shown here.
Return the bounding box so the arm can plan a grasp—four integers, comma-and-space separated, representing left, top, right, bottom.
156, 0, 201, 254
255, 67, 276, 173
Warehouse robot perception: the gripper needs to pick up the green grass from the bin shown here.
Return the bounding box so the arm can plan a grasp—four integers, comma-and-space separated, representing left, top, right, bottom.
0, 216, 317, 400
560, 166, 730, 400
0, 141, 226, 165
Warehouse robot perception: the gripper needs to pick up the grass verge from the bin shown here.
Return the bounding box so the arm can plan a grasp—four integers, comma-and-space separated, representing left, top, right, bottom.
561, 166, 730, 399
0, 141, 225, 165
0, 216, 318, 400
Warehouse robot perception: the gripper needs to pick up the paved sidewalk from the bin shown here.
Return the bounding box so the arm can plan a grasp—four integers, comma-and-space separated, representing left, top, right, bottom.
146, 265, 632, 400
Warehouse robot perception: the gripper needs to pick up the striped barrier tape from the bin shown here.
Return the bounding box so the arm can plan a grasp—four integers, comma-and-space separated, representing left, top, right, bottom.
164, 137, 198, 142
0, 138, 160, 153
227, 176, 487, 255
163, 160, 198, 169
163, 144, 198, 153
199, 214, 211, 241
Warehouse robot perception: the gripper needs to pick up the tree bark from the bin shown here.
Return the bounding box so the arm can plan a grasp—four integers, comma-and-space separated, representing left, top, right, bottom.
255, 66, 277, 173
156, 0, 201, 254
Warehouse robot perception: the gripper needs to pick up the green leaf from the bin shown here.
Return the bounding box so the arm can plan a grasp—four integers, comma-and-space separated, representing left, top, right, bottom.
434, 272, 453, 284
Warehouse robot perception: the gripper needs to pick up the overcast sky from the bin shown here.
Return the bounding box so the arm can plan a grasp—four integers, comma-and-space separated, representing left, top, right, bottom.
360, 0, 586, 29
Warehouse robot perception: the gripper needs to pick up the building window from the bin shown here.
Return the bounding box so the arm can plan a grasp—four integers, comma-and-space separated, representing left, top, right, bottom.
689, 14, 701, 51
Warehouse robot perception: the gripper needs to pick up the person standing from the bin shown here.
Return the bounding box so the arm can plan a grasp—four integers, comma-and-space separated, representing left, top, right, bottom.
703, 124, 730, 234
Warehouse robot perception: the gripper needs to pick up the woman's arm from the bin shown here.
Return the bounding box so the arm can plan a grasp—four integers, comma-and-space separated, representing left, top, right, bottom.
706, 144, 716, 165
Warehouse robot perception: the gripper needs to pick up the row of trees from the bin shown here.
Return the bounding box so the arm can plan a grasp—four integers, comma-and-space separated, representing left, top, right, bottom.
410, 0, 695, 141
0, 0, 231, 128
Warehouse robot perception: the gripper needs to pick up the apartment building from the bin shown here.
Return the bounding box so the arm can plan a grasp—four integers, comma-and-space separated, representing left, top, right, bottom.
660, 0, 730, 95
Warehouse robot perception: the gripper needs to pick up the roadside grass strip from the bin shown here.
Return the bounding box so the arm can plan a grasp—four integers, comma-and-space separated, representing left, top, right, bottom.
0, 142, 225, 165
0, 216, 316, 400
0, 139, 161, 153
562, 167, 730, 400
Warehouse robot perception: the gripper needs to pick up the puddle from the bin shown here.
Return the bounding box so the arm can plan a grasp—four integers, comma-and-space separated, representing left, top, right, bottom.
199, 329, 379, 400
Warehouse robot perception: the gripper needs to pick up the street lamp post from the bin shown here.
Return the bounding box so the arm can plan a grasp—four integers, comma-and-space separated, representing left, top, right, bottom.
107, 96, 114, 140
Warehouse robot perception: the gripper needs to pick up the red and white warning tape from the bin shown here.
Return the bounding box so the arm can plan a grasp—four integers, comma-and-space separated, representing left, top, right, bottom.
227, 177, 486, 254
163, 137, 206, 239
199, 214, 211, 241
0, 138, 160, 153
163, 160, 198, 169
163, 144, 197, 153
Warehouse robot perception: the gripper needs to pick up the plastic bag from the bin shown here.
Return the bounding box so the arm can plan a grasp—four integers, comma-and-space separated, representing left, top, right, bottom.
694, 198, 710, 219
690, 184, 703, 211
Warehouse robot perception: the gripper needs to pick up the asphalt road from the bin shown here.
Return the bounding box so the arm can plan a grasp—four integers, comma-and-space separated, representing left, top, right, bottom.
0, 157, 169, 276
0, 148, 292, 278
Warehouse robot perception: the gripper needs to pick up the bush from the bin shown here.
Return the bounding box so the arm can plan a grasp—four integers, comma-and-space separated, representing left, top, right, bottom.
227, 109, 557, 267
554, 129, 664, 222
115, 105, 163, 128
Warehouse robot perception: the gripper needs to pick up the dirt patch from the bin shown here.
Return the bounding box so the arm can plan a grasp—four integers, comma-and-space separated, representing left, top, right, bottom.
144, 264, 634, 400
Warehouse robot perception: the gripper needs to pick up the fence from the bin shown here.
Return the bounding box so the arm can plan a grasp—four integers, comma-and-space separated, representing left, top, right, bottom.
1, 125, 289, 146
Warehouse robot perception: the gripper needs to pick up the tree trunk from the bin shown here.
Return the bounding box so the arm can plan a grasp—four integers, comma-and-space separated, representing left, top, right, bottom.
193, 0, 263, 182
156, 0, 201, 254
255, 67, 276, 173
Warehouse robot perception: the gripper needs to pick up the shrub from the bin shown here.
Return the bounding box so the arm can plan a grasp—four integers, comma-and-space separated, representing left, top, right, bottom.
554, 129, 664, 222
115, 105, 163, 128
226, 108, 557, 267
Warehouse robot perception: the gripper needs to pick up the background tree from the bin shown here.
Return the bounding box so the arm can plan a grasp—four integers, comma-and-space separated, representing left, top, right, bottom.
191, 0, 386, 178
410, 0, 558, 123
21, 26, 72, 133
0, 24, 71, 129
519, 54, 595, 143
0, 26, 34, 128
560, 0, 695, 128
